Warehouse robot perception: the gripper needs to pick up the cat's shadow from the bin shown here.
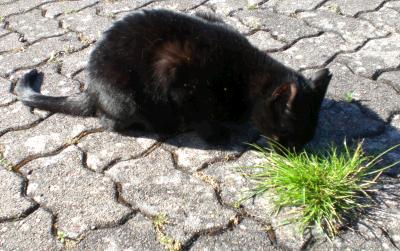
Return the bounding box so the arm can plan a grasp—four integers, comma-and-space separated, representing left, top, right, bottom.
309, 98, 400, 176
120, 98, 400, 176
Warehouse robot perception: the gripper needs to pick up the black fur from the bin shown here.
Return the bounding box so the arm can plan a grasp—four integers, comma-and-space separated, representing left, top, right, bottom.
16, 9, 332, 149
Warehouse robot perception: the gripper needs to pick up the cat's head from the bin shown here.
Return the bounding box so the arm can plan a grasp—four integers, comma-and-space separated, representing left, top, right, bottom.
252, 68, 332, 151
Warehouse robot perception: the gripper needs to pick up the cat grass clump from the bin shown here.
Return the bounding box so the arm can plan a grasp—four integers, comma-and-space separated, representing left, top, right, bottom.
240, 141, 400, 237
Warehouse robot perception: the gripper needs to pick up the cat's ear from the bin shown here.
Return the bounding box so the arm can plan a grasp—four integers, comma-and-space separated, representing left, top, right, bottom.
272, 82, 298, 110
310, 68, 332, 103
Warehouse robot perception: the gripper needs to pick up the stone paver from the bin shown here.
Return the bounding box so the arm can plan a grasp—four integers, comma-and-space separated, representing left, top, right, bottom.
7, 9, 64, 43
77, 130, 159, 172
0, 32, 23, 53
58, 45, 93, 78
59, 7, 113, 43
0, 208, 60, 250
234, 9, 321, 43
0, 0, 55, 18
379, 71, 400, 93
0, 0, 399, 250
247, 30, 286, 51
0, 33, 84, 76
147, 0, 209, 11
0, 169, 35, 221
106, 148, 236, 243
0, 101, 42, 136
73, 213, 163, 250
321, 0, 384, 16
191, 218, 274, 250
324, 62, 400, 120
0, 114, 100, 164
204, 151, 273, 219
96, 0, 153, 17
264, 0, 325, 14
298, 10, 388, 45
23, 146, 132, 239
41, 0, 98, 19
207, 0, 265, 15
360, 4, 400, 33
336, 33, 400, 78
313, 177, 400, 250
0, 77, 15, 105
271, 33, 347, 70
163, 126, 257, 172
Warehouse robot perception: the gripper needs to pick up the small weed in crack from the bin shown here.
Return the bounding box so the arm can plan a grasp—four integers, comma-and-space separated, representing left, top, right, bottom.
153, 213, 182, 251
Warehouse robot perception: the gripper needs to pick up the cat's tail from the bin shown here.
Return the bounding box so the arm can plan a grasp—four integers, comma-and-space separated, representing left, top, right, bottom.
15, 69, 96, 116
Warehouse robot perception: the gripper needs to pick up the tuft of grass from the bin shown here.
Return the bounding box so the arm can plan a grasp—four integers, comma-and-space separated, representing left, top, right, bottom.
327, 4, 343, 15
247, 4, 258, 10
57, 230, 67, 244
344, 91, 355, 102
240, 140, 400, 238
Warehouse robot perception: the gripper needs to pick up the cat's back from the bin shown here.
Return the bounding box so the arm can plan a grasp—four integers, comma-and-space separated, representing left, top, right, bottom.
87, 9, 252, 85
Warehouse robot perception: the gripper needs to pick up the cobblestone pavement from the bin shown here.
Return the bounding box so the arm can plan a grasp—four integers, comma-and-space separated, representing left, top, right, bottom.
1, 0, 400, 250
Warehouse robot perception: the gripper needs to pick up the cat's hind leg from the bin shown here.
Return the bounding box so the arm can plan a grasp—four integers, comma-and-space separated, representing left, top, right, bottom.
193, 121, 231, 144
99, 114, 150, 132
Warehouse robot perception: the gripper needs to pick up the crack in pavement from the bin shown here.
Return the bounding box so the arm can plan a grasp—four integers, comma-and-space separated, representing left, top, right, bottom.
11, 127, 104, 173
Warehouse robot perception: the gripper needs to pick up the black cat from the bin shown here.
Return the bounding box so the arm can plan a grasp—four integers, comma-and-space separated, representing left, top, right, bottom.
16, 9, 332, 149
